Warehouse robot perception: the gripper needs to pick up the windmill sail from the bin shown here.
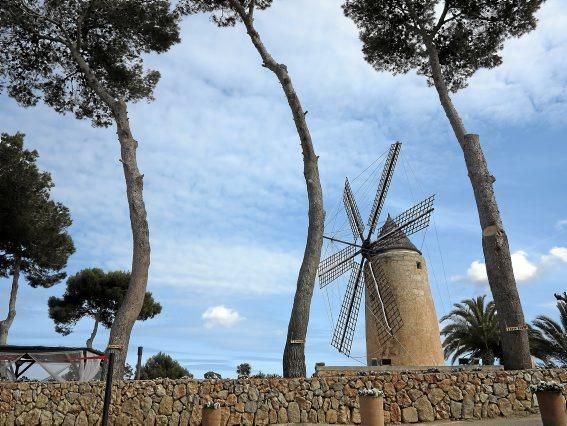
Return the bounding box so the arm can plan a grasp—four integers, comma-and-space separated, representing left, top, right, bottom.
318, 141, 435, 359
343, 178, 365, 241
375, 195, 434, 247
367, 142, 401, 237
332, 261, 364, 355
318, 245, 358, 288
365, 262, 404, 345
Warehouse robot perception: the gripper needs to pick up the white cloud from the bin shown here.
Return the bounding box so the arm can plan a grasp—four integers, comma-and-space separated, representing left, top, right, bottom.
466, 260, 488, 283
541, 246, 567, 265
456, 247, 567, 285
549, 247, 567, 262
555, 219, 567, 230
455, 250, 538, 284
511, 251, 538, 282
202, 306, 244, 328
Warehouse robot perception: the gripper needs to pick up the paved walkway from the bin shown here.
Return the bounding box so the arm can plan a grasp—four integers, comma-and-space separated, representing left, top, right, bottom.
277, 414, 544, 425
414, 414, 542, 425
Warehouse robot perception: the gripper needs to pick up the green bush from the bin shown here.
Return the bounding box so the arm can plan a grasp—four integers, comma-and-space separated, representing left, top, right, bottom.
140, 352, 192, 380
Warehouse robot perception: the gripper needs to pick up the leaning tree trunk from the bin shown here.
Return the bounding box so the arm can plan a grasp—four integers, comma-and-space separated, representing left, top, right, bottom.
231, 1, 325, 377
86, 317, 99, 349
425, 41, 531, 370
69, 43, 151, 378
0, 257, 21, 345
106, 101, 151, 377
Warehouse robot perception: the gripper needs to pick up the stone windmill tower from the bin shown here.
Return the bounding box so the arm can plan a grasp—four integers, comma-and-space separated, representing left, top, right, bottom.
318, 142, 444, 367
364, 217, 444, 366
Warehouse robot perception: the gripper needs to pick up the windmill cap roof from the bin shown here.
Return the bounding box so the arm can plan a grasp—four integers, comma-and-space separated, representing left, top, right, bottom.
370, 215, 421, 254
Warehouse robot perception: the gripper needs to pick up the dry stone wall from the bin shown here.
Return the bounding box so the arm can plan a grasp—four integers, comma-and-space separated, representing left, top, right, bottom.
0, 368, 566, 425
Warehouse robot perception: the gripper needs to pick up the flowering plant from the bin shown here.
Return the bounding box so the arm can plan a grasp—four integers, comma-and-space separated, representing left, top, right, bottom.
529, 381, 564, 393
203, 401, 221, 409
358, 387, 384, 397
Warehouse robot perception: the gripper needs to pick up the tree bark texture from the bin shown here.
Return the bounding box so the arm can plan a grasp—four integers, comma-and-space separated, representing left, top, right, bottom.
106, 101, 151, 378
0, 258, 21, 345
86, 317, 99, 349
69, 44, 151, 378
230, 1, 325, 377
425, 42, 531, 370
462, 134, 532, 369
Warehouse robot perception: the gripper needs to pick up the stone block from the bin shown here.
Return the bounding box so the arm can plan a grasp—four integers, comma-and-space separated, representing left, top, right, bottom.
450, 401, 462, 419
414, 396, 434, 422
402, 406, 418, 423
287, 402, 300, 423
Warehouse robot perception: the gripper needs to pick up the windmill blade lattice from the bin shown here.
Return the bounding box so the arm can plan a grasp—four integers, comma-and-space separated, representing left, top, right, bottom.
319, 141, 435, 358
365, 263, 404, 345
343, 178, 365, 241
367, 142, 401, 237
332, 261, 364, 355
318, 244, 359, 288
375, 195, 435, 247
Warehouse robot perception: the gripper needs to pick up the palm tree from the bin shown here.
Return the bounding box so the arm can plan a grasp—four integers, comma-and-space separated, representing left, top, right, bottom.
440, 295, 502, 365
529, 301, 567, 367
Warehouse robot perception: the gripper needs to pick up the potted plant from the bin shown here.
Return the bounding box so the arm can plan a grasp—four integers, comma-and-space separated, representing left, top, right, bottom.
202, 401, 221, 426
358, 387, 385, 426
530, 381, 566, 425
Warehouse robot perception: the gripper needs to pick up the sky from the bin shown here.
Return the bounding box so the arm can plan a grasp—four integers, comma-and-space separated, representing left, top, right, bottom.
1, 0, 566, 379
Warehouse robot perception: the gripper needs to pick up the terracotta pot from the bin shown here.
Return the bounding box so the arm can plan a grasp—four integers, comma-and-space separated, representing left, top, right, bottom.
359, 395, 384, 426
202, 407, 222, 426
536, 391, 567, 426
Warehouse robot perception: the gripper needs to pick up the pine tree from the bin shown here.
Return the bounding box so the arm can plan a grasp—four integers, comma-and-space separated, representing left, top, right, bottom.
0, 0, 181, 376
0, 132, 74, 344
177, 0, 325, 377
343, 0, 545, 369
48, 268, 162, 349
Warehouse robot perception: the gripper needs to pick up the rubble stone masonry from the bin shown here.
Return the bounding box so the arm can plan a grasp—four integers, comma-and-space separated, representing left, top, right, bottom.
1, 368, 566, 425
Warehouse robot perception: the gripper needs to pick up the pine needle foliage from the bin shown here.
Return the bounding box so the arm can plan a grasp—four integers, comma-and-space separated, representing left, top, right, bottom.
0, 0, 181, 126
48, 268, 161, 337
343, 0, 546, 92
0, 132, 74, 287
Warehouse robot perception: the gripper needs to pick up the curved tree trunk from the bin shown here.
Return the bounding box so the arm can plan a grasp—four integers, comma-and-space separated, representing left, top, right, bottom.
230, 1, 325, 377
106, 100, 151, 378
425, 41, 531, 370
68, 44, 151, 378
86, 317, 99, 349
0, 257, 21, 345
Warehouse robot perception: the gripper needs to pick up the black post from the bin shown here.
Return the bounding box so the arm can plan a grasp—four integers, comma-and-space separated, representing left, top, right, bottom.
102, 352, 115, 426
135, 346, 143, 380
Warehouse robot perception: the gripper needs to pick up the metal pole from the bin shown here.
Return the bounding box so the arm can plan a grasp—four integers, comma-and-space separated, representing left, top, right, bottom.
101, 352, 115, 426
135, 346, 143, 380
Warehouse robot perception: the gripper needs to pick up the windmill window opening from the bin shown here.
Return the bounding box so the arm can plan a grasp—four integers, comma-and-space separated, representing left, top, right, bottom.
416, 261, 422, 269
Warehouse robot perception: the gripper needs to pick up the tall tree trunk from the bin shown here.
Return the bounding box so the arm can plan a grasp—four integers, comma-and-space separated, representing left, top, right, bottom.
106, 100, 151, 378
425, 41, 531, 370
69, 44, 151, 378
230, 1, 325, 377
86, 317, 99, 349
0, 257, 21, 345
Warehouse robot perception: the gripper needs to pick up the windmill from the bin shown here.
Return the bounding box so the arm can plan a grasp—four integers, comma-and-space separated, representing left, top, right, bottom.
318, 142, 435, 357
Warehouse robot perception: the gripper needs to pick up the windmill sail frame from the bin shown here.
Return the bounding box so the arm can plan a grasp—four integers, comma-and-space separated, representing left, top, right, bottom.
318, 141, 435, 356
